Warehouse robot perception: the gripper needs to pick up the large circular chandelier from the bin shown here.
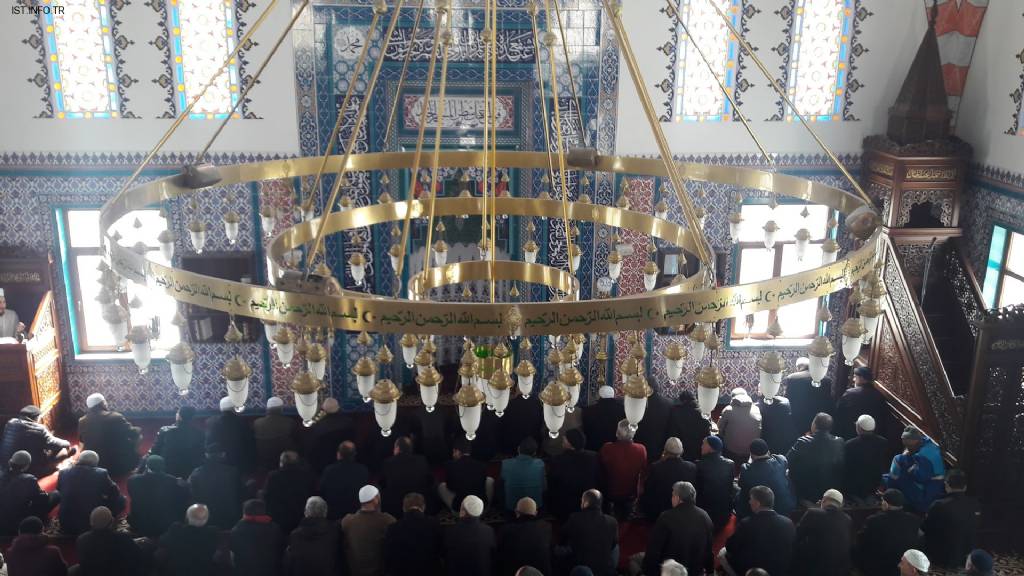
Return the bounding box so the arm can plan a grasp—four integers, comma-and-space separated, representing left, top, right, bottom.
99, 0, 884, 438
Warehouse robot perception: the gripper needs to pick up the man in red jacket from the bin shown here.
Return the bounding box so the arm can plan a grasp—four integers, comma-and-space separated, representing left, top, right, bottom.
4, 516, 68, 576
598, 419, 647, 519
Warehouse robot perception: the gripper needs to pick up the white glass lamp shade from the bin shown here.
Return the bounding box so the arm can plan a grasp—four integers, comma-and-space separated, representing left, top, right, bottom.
728, 212, 743, 244
223, 213, 240, 245
841, 333, 863, 366
489, 387, 510, 417
697, 385, 719, 418
226, 378, 249, 412
624, 395, 648, 432
763, 221, 779, 250
644, 271, 658, 291
159, 237, 175, 261
821, 240, 839, 265
356, 372, 376, 402
349, 259, 366, 286
809, 354, 830, 386
401, 347, 417, 368
131, 339, 152, 374
607, 259, 622, 282
862, 314, 880, 344
860, 298, 882, 344
570, 250, 581, 273
479, 247, 491, 261
276, 341, 295, 366
473, 374, 487, 397
307, 358, 326, 380
264, 322, 279, 345
655, 203, 669, 220
548, 334, 560, 348
303, 207, 315, 222
187, 222, 207, 254
543, 403, 566, 439
794, 229, 811, 262
459, 404, 483, 440
434, 248, 448, 267
170, 360, 193, 395
691, 340, 706, 363
389, 252, 400, 270
567, 383, 580, 411
517, 372, 534, 398
260, 212, 276, 235
666, 357, 683, 381
524, 248, 538, 264
420, 383, 439, 412
758, 370, 783, 402
375, 400, 398, 437
295, 391, 319, 426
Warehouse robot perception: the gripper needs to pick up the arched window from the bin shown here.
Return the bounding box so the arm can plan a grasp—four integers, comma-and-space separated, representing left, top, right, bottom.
40, 0, 120, 119
167, 0, 241, 119
671, 0, 741, 122
784, 0, 855, 121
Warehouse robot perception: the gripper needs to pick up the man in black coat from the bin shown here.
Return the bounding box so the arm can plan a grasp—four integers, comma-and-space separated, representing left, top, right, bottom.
836, 366, 887, 439
0, 405, 73, 476
787, 412, 846, 505
56, 451, 125, 535
560, 489, 619, 576
381, 436, 435, 518
792, 489, 852, 576
843, 414, 890, 504
229, 499, 285, 576
500, 394, 543, 456
695, 435, 736, 531
320, 440, 369, 520
548, 428, 600, 521
639, 437, 697, 520
187, 444, 243, 529
78, 393, 142, 476
443, 495, 496, 576
439, 438, 490, 511
262, 450, 317, 535
922, 469, 981, 568
253, 397, 299, 472
469, 408, 501, 463
0, 451, 60, 535
158, 504, 221, 576
782, 359, 836, 437
668, 391, 711, 463
719, 485, 796, 576
76, 506, 144, 576
126, 454, 188, 538
283, 496, 344, 576
205, 396, 256, 473
855, 489, 922, 576
642, 481, 714, 576
499, 497, 552, 576
582, 386, 626, 452
147, 405, 205, 479
384, 492, 443, 576
634, 389, 673, 462
758, 395, 797, 454
304, 398, 355, 474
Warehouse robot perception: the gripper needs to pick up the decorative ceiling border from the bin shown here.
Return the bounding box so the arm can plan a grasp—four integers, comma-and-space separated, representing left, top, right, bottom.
970, 162, 1024, 195
0, 151, 286, 170
1006, 39, 1024, 136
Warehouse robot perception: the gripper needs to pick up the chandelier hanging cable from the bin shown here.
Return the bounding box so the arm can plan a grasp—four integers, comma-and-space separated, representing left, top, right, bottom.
549, 0, 590, 148
381, 0, 429, 150
421, 6, 455, 278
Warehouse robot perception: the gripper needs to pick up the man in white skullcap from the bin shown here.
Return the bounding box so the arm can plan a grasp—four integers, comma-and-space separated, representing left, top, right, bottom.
639, 436, 696, 519
444, 495, 496, 575
253, 396, 298, 470
900, 549, 930, 575
792, 488, 853, 575
0, 288, 26, 339
78, 392, 142, 476
341, 485, 395, 576
843, 413, 890, 505
205, 396, 256, 473
583, 384, 625, 451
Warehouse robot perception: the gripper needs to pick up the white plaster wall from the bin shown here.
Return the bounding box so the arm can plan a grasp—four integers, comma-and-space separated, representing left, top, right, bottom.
614, 0, 926, 157
955, 2, 1024, 175
0, 0, 300, 155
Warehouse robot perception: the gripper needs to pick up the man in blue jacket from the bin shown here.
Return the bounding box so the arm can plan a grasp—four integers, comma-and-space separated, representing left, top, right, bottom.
735, 439, 795, 519
884, 426, 945, 513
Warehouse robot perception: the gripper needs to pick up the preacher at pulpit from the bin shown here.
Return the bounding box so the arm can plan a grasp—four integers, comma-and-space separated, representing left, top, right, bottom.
0, 288, 26, 339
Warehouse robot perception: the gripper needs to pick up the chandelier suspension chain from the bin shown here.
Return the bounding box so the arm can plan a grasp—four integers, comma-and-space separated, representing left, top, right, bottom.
300, 4, 387, 215
393, 11, 448, 286
602, 0, 715, 278
197, 0, 312, 164
550, 0, 589, 148
544, 0, 577, 283
382, 0, 429, 150
479, 0, 492, 280
489, 0, 500, 303
108, 0, 280, 208
304, 0, 408, 275
661, 0, 774, 168
528, 2, 563, 203
705, 0, 872, 205
421, 9, 455, 278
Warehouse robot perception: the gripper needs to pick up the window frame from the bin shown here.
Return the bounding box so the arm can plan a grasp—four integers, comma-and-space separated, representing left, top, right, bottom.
783, 0, 855, 122
40, 0, 121, 119
167, 0, 243, 119
729, 202, 833, 343
989, 225, 1024, 308
671, 0, 742, 123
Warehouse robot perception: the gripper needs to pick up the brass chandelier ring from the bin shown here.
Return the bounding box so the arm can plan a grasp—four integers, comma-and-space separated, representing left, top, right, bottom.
101, 151, 881, 336
408, 260, 581, 302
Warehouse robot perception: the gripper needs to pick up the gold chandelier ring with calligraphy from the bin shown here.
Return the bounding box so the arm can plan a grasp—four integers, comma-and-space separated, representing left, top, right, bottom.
407, 260, 581, 302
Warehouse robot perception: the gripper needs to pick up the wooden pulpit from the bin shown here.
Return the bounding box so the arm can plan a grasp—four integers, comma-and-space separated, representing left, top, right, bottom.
0, 251, 63, 428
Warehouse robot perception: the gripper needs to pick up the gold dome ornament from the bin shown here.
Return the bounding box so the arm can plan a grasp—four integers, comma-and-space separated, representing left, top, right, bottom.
292, 371, 324, 426
643, 260, 660, 291
353, 356, 378, 402
607, 248, 623, 281
664, 341, 686, 382
416, 366, 443, 413
306, 342, 328, 379
840, 317, 865, 366
845, 206, 882, 241
695, 364, 725, 417
414, 347, 434, 377
522, 239, 539, 263
623, 374, 653, 431
222, 355, 253, 412
377, 190, 393, 204
375, 344, 393, 365
370, 379, 402, 437
540, 380, 572, 438
821, 238, 840, 265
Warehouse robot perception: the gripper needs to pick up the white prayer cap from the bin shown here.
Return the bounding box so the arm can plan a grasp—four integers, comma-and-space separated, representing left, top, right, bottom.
86, 393, 106, 409
219, 396, 236, 412
462, 495, 484, 517
358, 485, 379, 504
598, 386, 614, 399
822, 489, 844, 507
796, 357, 810, 368
323, 398, 340, 414
0, 288, 5, 298
903, 549, 930, 572
267, 397, 284, 410
856, 414, 876, 432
